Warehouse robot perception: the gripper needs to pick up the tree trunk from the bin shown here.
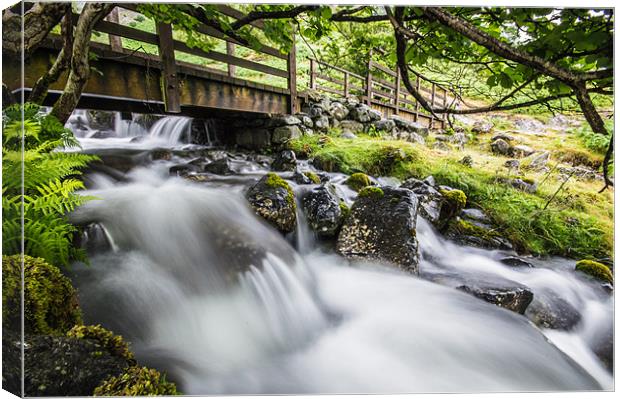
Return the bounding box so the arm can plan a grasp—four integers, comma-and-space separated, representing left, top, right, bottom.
50, 3, 115, 124
29, 4, 73, 105
2, 3, 67, 58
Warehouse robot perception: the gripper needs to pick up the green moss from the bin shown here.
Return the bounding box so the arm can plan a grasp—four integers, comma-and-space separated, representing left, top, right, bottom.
67, 325, 135, 363
345, 173, 371, 191
303, 171, 321, 184
339, 201, 351, 219
440, 189, 467, 209
575, 260, 613, 284
264, 172, 295, 208
93, 366, 179, 396
358, 186, 384, 198
450, 219, 502, 240
2, 255, 82, 335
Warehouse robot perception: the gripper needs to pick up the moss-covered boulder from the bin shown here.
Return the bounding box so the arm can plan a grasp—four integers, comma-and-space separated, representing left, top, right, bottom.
67, 325, 135, 363
575, 260, 613, 284
93, 366, 179, 396
302, 183, 346, 238
337, 187, 419, 274
437, 189, 467, 230
2, 255, 82, 335
246, 173, 297, 234
445, 218, 512, 250
345, 173, 371, 192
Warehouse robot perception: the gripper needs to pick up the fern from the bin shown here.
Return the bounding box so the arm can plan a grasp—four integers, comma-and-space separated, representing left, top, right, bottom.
2, 103, 98, 267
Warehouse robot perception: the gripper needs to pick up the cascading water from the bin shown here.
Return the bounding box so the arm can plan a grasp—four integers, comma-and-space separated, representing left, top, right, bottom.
66, 109, 613, 394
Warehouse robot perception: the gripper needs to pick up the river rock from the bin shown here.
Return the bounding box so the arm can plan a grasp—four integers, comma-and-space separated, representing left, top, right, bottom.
373, 119, 396, 133
445, 217, 513, 250
204, 157, 235, 175
313, 115, 330, 132
21, 333, 130, 396
246, 173, 297, 234
266, 115, 301, 128
490, 138, 512, 156
339, 120, 364, 135
150, 149, 172, 161
400, 177, 443, 226
337, 187, 420, 274
303, 184, 345, 238
525, 294, 582, 330
272, 125, 302, 144
457, 284, 534, 314
271, 150, 297, 172
499, 256, 535, 268
523, 151, 550, 171
512, 145, 536, 158
349, 104, 372, 123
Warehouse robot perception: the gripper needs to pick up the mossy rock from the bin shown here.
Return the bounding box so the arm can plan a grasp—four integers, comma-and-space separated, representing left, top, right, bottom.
437, 189, 467, 230
2, 255, 82, 335
339, 201, 351, 219
345, 173, 371, 191
303, 171, 321, 184
358, 186, 384, 198
67, 325, 135, 363
246, 173, 297, 233
575, 260, 613, 284
93, 366, 179, 396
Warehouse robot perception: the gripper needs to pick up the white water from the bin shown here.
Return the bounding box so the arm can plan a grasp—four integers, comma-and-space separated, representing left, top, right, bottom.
66, 111, 613, 394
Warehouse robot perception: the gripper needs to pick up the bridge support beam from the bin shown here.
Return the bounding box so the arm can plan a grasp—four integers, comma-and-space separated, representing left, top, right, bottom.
156, 22, 181, 113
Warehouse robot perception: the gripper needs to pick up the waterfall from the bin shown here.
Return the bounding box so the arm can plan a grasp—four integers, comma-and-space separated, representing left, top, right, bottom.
148, 116, 192, 145
68, 163, 611, 394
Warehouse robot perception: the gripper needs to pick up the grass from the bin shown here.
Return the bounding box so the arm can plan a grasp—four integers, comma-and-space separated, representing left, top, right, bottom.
288, 133, 613, 260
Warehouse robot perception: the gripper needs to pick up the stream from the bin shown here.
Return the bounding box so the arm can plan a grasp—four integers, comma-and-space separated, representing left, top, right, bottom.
65, 111, 613, 393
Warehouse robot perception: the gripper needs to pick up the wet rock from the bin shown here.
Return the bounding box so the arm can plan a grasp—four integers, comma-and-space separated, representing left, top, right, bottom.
329, 102, 349, 120
500, 256, 535, 268
150, 149, 172, 161
297, 114, 314, 128
169, 163, 202, 177
400, 177, 443, 226
303, 183, 345, 238
591, 325, 613, 372
436, 188, 467, 231
292, 170, 314, 185
246, 173, 297, 234
271, 150, 297, 172
490, 138, 512, 156
266, 115, 301, 128
23, 334, 131, 396
272, 125, 302, 144
204, 158, 235, 175
457, 284, 533, 314
526, 295, 582, 330
78, 223, 113, 255
337, 187, 420, 274
445, 218, 513, 250
558, 165, 602, 181
512, 145, 536, 158
472, 121, 493, 133
575, 259, 613, 284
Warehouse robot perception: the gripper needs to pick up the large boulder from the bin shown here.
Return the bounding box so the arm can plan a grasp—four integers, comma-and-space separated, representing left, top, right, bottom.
400, 179, 466, 231
337, 187, 420, 274
271, 150, 297, 172
373, 119, 396, 133
472, 121, 493, 133
93, 366, 178, 396
512, 144, 536, 158
490, 138, 512, 156
246, 173, 297, 234
525, 294, 582, 330
349, 104, 373, 123
2, 255, 82, 336
329, 102, 349, 120
313, 115, 330, 132
204, 157, 235, 175
457, 284, 534, 314
302, 184, 346, 238
339, 120, 365, 135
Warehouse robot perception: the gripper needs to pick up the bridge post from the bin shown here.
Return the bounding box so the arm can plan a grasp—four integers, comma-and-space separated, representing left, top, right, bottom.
430, 83, 436, 129
227, 42, 236, 77
344, 72, 349, 98
287, 28, 298, 114
442, 88, 448, 129
394, 67, 401, 116
365, 52, 373, 105
414, 76, 420, 122
106, 7, 123, 52
156, 22, 181, 113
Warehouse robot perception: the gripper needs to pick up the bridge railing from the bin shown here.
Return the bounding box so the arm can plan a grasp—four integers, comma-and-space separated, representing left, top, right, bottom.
61, 5, 299, 114
308, 57, 448, 129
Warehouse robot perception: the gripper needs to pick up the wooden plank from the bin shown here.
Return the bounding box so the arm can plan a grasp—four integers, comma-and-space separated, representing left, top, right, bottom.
309, 58, 316, 89
287, 28, 298, 114
157, 23, 181, 113
174, 40, 288, 78
317, 72, 345, 86
312, 58, 365, 80
344, 72, 349, 97
414, 76, 420, 122
372, 87, 396, 101
226, 42, 236, 77
369, 60, 397, 77
394, 68, 400, 115
430, 83, 436, 126
106, 7, 122, 51
87, 16, 159, 45
316, 84, 343, 96
372, 76, 396, 91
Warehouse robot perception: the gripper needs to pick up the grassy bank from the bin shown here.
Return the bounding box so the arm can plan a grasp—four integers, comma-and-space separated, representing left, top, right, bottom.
289, 134, 613, 260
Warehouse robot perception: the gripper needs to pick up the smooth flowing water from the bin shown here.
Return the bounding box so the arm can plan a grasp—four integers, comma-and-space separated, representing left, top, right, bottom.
67, 112, 613, 393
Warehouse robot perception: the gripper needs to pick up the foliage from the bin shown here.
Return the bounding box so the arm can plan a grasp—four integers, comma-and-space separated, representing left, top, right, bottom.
2, 103, 98, 267
2, 255, 82, 335
67, 325, 135, 363
575, 259, 613, 284
93, 366, 179, 396
264, 172, 295, 207
303, 171, 321, 184
358, 186, 384, 198
572, 120, 614, 154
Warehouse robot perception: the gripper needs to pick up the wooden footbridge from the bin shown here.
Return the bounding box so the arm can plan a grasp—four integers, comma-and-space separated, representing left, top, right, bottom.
4, 4, 447, 129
